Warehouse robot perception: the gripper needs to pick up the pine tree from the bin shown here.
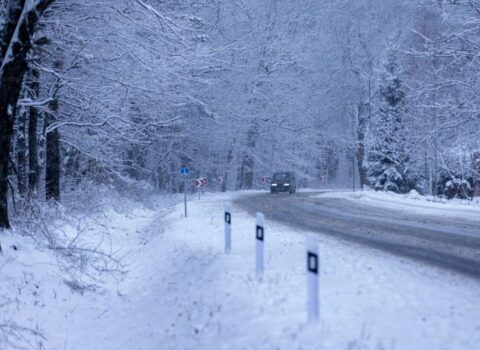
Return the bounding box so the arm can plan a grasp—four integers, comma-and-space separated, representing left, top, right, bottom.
368, 55, 411, 193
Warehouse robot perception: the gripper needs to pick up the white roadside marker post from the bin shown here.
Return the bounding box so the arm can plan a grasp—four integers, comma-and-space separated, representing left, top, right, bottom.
183, 173, 187, 218
255, 212, 265, 280
307, 234, 319, 323
180, 167, 189, 218
224, 204, 232, 254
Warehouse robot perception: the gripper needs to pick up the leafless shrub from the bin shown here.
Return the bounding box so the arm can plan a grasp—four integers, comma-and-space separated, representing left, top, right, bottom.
10, 192, 126, 293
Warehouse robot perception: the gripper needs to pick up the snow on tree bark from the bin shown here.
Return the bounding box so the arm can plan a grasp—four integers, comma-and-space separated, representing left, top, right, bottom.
45, 96, 60, 201
28, 68, 40, 195
0, 0, 54, 228
16, 100, 27, 196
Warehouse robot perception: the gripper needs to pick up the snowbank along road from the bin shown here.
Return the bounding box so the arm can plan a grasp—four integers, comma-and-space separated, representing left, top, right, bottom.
235, 191, 480, 279
3, 191, 479, 350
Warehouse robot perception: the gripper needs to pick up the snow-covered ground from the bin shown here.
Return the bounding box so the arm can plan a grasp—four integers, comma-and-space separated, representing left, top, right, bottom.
315, 189, 480, 223
1, 191, 479, 350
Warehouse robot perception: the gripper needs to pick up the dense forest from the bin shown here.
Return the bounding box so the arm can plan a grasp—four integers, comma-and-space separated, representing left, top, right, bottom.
1, 0, 480, 229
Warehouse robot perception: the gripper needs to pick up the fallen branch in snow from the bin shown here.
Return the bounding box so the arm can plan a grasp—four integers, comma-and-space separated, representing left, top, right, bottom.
17, 97, 54, 107
0, 322, 46, 350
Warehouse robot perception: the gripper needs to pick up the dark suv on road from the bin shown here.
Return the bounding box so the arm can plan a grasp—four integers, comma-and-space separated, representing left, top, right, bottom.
270, 171, 296, 194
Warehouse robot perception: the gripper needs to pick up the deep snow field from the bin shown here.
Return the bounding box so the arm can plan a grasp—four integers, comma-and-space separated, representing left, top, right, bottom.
1, 190, 479, 350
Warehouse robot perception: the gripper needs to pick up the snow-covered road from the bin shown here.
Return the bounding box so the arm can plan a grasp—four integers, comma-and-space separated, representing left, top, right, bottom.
3, 191, 480, 349
236, 191, 480, 278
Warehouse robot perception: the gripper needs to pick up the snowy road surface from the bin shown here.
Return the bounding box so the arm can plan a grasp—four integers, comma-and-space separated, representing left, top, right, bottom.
3, 191, 480, 350
236, 191, 480, 279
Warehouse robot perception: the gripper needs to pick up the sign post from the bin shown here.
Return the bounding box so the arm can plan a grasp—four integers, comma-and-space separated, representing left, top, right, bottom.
256, 212, 265, 279
224, 204, 232, 254
306, 234, 319, 322
181, 167, 189, 218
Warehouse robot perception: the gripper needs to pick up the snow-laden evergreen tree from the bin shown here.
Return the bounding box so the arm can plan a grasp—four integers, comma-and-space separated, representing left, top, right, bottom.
368, 54, 412, 193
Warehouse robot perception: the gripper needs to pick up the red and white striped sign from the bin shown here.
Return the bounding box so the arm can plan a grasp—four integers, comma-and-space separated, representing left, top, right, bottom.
193, 177, 208, 188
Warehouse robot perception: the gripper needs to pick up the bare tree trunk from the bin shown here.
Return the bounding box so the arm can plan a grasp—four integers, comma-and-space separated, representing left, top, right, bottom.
243, 154, 254, 189
351, 103, 368, 190
0, 0, 55, 228
0, 74, 23, 228
239, 127, 257, 190
237, 160, 245, 190
0, 121, 13, 228
45, 99, 60, 201
28, 69, 40, 195
45, 57, 63, 202
16, 105, 27, 196
0, 0, 27, 228
222, 146, 233, 192
38, 112, 47, 193
355, 105, 368, 189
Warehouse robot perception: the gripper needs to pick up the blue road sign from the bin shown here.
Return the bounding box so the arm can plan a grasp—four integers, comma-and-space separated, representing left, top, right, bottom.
181, 167, 189, 175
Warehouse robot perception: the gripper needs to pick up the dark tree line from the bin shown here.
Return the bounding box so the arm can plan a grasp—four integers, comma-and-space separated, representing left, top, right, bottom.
0, 0, 55, 229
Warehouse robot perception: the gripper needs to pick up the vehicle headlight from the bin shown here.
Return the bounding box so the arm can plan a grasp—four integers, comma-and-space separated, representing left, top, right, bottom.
284, 183, 290, 186
271, 183, 278, 187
